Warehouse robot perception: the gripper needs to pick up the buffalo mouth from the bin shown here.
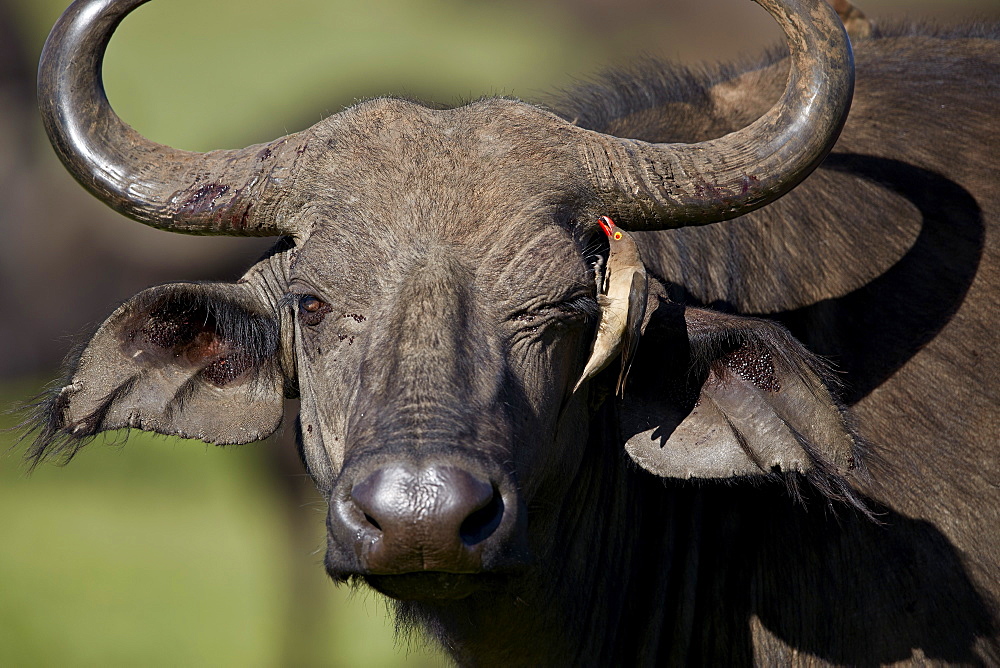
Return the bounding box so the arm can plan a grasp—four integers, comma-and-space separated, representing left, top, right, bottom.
363, 572, 491, 601
326, 557, 523, 601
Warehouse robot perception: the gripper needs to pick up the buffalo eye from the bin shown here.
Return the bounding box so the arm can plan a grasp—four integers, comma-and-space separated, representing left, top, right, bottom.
298, 295, 330, 326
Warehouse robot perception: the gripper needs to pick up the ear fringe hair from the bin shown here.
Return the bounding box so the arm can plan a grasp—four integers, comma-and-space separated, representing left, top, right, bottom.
685, 316, 842, 398
12, 383, 86, 470
11, 374, 142, 471
11, 282, 281, 470
9, 337, 92, 469
789, 438, 880, 524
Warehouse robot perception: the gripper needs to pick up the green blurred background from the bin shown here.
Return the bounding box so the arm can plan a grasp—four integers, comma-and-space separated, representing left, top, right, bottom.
1, 0, 997, 665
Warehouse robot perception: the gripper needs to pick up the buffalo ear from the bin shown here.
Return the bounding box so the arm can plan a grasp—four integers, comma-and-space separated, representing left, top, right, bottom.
620, 301, 858, 484
27, 282, 286, 463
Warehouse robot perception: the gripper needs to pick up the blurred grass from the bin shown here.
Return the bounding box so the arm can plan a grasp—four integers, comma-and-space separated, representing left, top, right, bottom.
0, 380, 447, 666
12, 0, 610, 152
12, 0, 995, 153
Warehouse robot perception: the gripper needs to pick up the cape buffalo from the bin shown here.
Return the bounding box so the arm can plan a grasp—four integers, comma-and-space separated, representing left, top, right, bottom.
25, 0, 999, 664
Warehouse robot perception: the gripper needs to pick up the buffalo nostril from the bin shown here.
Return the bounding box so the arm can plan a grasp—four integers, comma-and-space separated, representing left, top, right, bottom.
459, 489, 503, 546
363, 513, 382, 532
348, 465, 504, 572
350, 471, 394, 533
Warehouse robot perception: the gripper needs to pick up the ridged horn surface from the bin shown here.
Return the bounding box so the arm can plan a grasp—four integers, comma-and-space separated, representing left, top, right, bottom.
576, 0, 854, 230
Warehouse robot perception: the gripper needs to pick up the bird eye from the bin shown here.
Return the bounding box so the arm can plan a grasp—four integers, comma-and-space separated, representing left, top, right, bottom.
298, 294, 329, 325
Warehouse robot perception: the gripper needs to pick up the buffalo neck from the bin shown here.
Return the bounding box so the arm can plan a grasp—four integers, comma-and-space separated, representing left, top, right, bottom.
392, 404, 758, 666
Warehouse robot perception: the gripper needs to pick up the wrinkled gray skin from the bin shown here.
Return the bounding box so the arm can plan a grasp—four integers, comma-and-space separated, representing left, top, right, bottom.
28, 0, 1000, 665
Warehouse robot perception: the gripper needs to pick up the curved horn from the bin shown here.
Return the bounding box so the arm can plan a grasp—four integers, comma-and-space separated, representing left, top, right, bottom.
38, 0, 308, 235
577, 0, 854, 230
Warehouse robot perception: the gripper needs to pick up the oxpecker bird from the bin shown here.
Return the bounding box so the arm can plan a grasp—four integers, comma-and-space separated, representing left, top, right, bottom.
574, 216, 648, 395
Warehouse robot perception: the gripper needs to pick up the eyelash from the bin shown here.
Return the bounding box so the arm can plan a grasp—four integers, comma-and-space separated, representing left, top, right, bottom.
557, 295, 601, 322
511, 295, 599, 330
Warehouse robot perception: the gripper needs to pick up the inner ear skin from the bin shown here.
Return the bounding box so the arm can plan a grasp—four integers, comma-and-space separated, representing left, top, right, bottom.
119, 302, 220, 366
183, 331, 228, 365
116, 297, 264, 388
714, 343, 781, 393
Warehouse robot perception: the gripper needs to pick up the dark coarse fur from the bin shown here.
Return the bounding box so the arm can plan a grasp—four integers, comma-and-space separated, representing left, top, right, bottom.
383, 22, 1000, 666
551, 21, 1000, 136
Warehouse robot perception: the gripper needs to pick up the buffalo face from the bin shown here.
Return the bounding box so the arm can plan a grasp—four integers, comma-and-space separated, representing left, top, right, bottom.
276, 105, 605, 593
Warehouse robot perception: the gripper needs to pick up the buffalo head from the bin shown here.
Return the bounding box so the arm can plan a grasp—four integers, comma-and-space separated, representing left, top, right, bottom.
29, 0, 863, 602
